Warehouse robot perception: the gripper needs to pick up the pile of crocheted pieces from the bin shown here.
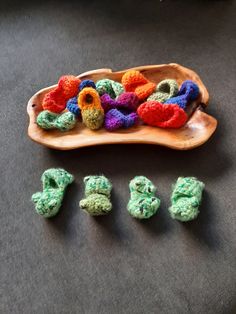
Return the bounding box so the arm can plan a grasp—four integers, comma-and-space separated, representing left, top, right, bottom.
31, 168, 74, 218
168, 177, 205, 221
79, 175, 112, 215
127, 176, 161, 219
37, 71, 201, 132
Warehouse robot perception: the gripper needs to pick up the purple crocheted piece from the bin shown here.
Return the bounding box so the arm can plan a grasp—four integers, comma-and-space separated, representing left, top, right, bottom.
104, 109, 139, 131
66, 97, 81, 116
79, 79, 96, 91
101, 92, 139, 113
164, 80, 199, 109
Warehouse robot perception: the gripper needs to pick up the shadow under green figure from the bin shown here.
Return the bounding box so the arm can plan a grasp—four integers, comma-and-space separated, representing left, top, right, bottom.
127, 176, 161, 219
169, 177, 205, 222
32, 168, 74, 218
80, 175, 112, 215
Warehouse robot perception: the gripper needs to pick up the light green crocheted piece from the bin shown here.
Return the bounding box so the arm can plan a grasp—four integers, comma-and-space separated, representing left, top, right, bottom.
79, 175, 112, 215
32, 168, 74, 218
81, 109, 104, 130
169, 177, 205, 222
37, 110, 77, 131
127, 176, 160, 219
147, 79, 179, 103
96, 79, 124, 99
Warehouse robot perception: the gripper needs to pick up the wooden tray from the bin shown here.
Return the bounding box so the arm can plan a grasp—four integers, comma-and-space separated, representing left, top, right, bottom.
27, 63, 217, 150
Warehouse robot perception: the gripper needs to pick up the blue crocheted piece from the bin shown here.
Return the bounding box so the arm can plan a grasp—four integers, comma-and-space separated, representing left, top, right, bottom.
66, 97, 81, 116
79, 79, 96, 91
164, 80, 199, 110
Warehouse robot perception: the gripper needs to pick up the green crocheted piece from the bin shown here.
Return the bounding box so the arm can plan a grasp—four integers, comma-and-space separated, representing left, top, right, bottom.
147, 79, 179, 103
96, 79, 124, 99
79, 175, 112, 215
127, 176, 160, 219
81, 109, 104, 130
32, 168, 74, 218
168, 177, 205, 222
37, 110, 77, 131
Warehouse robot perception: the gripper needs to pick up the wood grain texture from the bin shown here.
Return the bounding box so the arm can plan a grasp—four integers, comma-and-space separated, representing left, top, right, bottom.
27, 63, 217, 150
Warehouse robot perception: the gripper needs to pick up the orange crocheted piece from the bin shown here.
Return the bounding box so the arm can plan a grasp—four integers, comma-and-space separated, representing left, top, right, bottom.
42, 75, 81, 113
78, 87, 103, 111
137, 101, 188, 128
121, 70, 155, 101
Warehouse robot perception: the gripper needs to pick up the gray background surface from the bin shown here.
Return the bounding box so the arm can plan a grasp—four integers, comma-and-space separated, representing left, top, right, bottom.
0, 0, 236, 313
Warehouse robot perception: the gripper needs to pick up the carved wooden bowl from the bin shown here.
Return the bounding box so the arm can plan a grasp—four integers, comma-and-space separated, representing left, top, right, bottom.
27, 63, 217, 150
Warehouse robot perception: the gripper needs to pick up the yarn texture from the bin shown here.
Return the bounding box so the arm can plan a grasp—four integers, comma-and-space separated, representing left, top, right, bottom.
96, 79, 124, 99
80, 175, 112, 215
32, 168, 74, 218
121, 70, 155, 101
79, 79, 96, 91
148, 79, 179, 103
66, 97, 81, 116
42, 75, 81, 113
78, 87, 104, 130
104, 109, 139, 131
165, 80, 199, 109
137, 101, 187, 128
127, 176, 160, 219
169, 177, 205, 222
101, 92, 139, 113
37, 110, 77, 131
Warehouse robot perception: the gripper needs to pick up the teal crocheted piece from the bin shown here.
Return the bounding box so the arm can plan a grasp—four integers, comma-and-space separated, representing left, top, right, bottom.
127, 176, 160, 219
79, 175, 112, 215
169, 177, 205, 222
96, 79, 124, 99
147, 79, 179, 103
37, 110, 77, 131
32, 168, 74, 218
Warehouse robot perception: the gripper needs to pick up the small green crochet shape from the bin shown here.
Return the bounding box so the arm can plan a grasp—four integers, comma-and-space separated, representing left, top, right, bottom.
147, 79, 179, 103
81, 109, 104, 130
168, 177, 205, 222
79, 175, 112, 215
36, 110, 77, 131
31, 168, 74, 218
96, 79, 124, 99
127, 176, 160, 219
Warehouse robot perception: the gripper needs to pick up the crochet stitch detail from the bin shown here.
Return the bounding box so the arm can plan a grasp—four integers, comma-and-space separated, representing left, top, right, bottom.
127, 176, 160, 219
101, 92, 139, 113
66, 97, 81, 116
31, 168, 74, 218
37, 110, 77, 131
168, 177, 205, 222
104, 109, 139, 131
79, 175, 112, 215
137, 101, 187, 128
148, 79, 179, 103
96, 79, 124, 99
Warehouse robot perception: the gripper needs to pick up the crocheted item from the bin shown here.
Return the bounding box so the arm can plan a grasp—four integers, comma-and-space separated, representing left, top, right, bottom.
101, 92, 139, 113
79, 175, 112, 215
121, 70, 155, 101
169, 177, 205, 222
79, 79, 96, 91
127, 176, 160, 219
104, 109, 139, 131
32, 168, 74, 218
42, 75, 81, 113
148, 79, 179, 103
137, 101, 187, 128
66, 97, 81, 116
78, 87, 104, 129
165, 80, 199, 109
96, 79, 124, 99
37, 110, 77, 131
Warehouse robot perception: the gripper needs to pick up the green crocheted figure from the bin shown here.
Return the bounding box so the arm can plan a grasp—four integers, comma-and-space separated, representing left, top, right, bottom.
79, 175, 112, 215
81, 109, 104, 130
96, 79, 124, 99
32, 168, 74, 218
127, 176, 160, 219
37, 110, 77, 131
147, 79, 179, 103
169, 177, 205, 222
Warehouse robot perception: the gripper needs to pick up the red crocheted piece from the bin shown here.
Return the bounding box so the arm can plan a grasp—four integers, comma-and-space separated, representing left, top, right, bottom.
42, 75, 81, 113
137, 101, 188, 128
121, 70, 155, 101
